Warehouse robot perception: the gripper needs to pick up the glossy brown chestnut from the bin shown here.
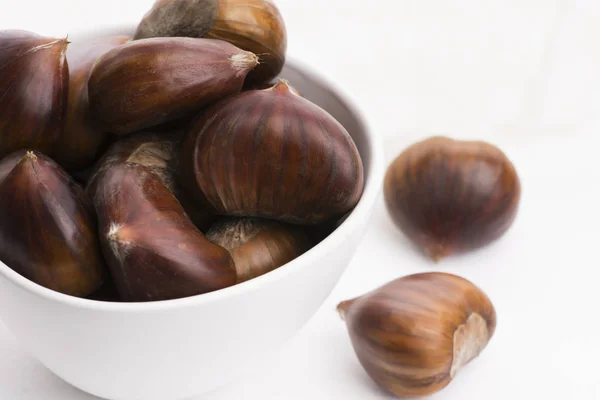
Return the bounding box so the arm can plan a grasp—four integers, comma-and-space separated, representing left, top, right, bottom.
384, 136, 521, 261
98, 132, 216, 231
0, 30, 69, 159
53, 35, 131, 171
337, 272, 497, 398
0, 150, 106, 297
134, 0, 219, 40
180, 79, 364, 225
205, 0, 287, 86
206, 217, 312, 282
88, 139, 236, 302
88, 37, 258, 135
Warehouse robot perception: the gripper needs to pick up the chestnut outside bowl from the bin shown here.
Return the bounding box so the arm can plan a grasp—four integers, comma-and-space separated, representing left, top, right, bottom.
0, 26, 385, 400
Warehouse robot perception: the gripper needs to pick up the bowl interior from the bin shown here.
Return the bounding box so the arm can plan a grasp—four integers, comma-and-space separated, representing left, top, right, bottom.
0, 26, 383, 310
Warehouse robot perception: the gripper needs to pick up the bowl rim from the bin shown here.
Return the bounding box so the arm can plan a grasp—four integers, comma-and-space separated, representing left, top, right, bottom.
0, 35, 385, 312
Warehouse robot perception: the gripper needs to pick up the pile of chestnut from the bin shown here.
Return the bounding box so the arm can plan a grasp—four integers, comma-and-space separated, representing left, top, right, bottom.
0, 0, 364, 302
0, 0, 522, 398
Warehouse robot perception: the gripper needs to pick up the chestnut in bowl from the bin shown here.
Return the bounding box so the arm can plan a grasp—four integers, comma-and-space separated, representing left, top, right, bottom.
0, 26, 384, 400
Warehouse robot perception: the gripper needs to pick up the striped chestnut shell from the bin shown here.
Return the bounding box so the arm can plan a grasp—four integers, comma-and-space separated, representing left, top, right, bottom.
337, 272, 497, 398
180, 79, 364, 225
384, 136, 521, 261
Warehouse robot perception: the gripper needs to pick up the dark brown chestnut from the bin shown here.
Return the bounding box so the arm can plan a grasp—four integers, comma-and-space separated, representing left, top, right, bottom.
0, 150, 106, 297
337, 272, 497, 398
98, 132, 216, 231
205, 0, 288, 86
87, 137, 236, 302
0, 30, 69, 159
88, 37, 258, 136
384, 136, 521, 261
53, 35, 131, 171
180, 79, 364, 225
206, 217, 313, 282
134, 0, 219, 40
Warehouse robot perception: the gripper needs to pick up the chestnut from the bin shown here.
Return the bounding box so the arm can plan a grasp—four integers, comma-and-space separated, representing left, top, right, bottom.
88, 37, 258, 135
180, 79, 364, 225
97, 132, 216, 231
0, 30, 69, 159
0, 150, 106, 297
87, 136, 236, 302
134, 0, 219, 40
205, 0, 288, 86
206, 217, 313, 282
337, 272, 496, 398
384, 136, 521, 261
53, 35, 131, 171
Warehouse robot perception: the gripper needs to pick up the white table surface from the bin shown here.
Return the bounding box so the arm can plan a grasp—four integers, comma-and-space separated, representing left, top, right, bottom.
1, 0, 599, 399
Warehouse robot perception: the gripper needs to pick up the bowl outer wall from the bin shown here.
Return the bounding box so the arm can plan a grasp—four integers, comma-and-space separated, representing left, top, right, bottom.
0, 26, 385, 400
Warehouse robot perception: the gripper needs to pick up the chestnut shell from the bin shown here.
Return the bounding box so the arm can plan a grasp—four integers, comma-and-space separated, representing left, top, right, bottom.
338, 272, 497, 398
88, 136, 237, 302
180, 80, 364, 225
0, 150, 106, 297
206, 0, 287, 86
384, 136, 521, 260
134, 0, 220, 40
99, 132, 216, 231
53, 35, 131, 171
206, 217, 313, 282
87, 37, 258, 135
0, 31, 69, 159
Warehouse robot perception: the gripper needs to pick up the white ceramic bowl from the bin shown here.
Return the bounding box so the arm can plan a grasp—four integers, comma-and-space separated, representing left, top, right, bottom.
0, 27, 384, 400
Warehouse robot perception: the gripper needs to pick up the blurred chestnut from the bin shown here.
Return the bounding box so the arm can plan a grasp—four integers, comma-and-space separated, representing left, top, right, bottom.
0, 30, 69, 159
205, 0, 287, 86
384, 136, 521, 261
88, 137, 236, 302
134, 0, 219, 40
338, 272, 496, 398
53, 35, 131, 171
0, 150, 106, 297
88, 37, 258, 135
180, 79, 364, 225
206, 217, 312, 282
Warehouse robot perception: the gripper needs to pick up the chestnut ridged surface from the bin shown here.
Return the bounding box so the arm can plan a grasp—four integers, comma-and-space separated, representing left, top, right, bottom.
134, 0, 219, 40
53, 35, 131, 171
0, 30, 69, 159
205, 0, 287, 86
88, 139, 237, 302
0, 150, 106, 297
384, 136, 521, 261
206, 217, 312, 282
181, 80, 364, 225
88, 37, 258, 135
337, 272, 496, 398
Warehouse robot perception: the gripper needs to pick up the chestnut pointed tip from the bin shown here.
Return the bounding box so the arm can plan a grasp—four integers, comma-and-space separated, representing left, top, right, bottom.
107, 223, 128, 244
336, 299, 354, 321
16, 151, 40, 170
425, 243, 451, 262
270, 79, 298, 95
38, 37, 70, 51
230, 51, 259, 76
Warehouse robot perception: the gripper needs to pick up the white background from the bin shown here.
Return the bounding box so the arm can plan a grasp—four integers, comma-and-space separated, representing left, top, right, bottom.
1, 0, 599, 399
